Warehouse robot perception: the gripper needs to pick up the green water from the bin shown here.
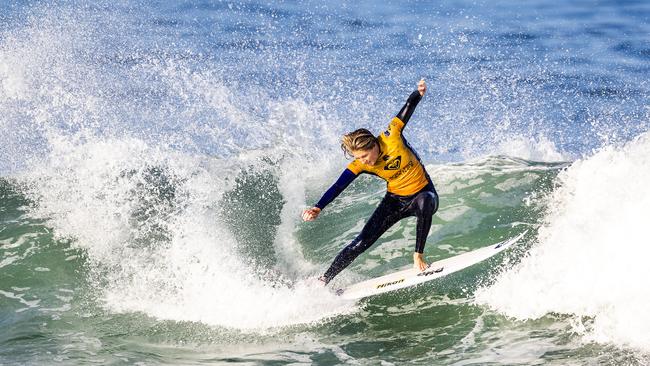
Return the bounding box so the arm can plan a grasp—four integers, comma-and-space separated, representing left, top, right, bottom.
2, 158, 649, 365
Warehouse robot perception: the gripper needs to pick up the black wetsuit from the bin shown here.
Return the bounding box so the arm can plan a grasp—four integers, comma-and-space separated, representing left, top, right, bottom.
316, 90, 439, 284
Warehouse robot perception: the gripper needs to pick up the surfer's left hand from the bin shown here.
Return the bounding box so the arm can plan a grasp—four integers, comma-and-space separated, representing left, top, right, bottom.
413, 252, 428, 271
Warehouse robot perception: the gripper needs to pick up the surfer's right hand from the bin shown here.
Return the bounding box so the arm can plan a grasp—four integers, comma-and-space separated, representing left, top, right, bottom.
417, 79, 427, 97
302, 207, 321, 221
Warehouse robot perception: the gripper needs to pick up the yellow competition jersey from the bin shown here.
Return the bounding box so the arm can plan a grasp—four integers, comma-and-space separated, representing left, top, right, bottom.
346, 117, 431, 196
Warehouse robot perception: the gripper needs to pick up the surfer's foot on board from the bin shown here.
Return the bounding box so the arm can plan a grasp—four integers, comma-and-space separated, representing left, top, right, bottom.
317, 276, 328, 286
413, 252, 428, 272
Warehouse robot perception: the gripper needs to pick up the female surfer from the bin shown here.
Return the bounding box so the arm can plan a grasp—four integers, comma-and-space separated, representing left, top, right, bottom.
302, 79, 439, 285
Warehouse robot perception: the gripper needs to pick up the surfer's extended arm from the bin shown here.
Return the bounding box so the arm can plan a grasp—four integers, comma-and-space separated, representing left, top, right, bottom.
395, 79, 427, 126
316, 169, 358, 209
302, 169, 358, 221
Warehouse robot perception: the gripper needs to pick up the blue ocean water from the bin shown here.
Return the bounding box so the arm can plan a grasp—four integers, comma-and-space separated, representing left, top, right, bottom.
1, 1, 649, 364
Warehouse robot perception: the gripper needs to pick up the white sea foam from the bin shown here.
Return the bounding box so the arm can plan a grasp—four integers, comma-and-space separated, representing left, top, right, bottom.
476, 131, 650, 350
493, 134, 567, 162
1, 3, 359, 329
24, 134, 355, 329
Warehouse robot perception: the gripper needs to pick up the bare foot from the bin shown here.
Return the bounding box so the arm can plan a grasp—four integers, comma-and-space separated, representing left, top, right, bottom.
413, 252, 428, 272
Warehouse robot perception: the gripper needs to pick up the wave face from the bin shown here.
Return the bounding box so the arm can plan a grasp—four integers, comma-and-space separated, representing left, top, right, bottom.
476, 132, 650, 350
1, 0, 649, 364
3, 155, 572, 364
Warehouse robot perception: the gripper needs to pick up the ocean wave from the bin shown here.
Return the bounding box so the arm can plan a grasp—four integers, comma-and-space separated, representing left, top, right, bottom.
476, 130, 650, 351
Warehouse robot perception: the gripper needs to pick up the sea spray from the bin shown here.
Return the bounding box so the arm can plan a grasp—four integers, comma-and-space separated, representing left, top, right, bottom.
0, 1, 360, 329
476, 131, 650, 350
22, 134, 355, 329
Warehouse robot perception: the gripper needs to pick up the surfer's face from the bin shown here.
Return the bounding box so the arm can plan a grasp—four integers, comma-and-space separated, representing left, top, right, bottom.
352, 144, 380, 165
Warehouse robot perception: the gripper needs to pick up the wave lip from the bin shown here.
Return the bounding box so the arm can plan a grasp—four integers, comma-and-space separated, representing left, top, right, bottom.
476, 131, 650, 350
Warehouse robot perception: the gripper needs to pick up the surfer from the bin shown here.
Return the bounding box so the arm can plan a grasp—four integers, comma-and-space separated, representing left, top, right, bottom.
302, 79, 439, 285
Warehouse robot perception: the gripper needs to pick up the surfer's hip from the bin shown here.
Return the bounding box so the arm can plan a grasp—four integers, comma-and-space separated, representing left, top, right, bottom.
384, 181, 437, 209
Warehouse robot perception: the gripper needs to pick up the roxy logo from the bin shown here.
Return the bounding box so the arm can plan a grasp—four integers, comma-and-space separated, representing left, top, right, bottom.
384, 156, 402, 170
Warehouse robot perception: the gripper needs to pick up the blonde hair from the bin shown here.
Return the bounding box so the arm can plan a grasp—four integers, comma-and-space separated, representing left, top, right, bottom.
341, 128, 377, 158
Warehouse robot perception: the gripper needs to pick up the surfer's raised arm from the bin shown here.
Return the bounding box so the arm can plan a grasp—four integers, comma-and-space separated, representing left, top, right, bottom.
395, 79, 427, 126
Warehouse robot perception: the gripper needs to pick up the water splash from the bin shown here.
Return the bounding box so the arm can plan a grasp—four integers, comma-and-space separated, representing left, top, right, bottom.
477, 131, 650, 350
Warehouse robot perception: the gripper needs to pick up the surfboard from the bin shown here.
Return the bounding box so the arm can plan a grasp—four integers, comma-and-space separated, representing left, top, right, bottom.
336, 231, 527, 300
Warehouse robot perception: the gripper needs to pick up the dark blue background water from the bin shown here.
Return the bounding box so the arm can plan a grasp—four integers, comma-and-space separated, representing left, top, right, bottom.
1, 0, 649, 173
154, 0, 650, 158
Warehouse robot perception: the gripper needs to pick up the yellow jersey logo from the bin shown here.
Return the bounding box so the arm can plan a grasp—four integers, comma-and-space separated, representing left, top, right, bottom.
384, 156, 402, 170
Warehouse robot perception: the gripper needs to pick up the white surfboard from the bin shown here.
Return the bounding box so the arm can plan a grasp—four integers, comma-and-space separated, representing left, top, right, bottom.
337, 231, 527, 300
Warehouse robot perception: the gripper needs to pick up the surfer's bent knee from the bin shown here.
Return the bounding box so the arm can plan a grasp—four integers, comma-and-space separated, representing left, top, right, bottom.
427, 191, 439, 215
416, 190, 438, 216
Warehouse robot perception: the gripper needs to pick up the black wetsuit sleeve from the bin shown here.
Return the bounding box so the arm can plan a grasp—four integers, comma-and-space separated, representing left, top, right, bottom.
395, 90, 422, 126
315, 169, 358, 210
